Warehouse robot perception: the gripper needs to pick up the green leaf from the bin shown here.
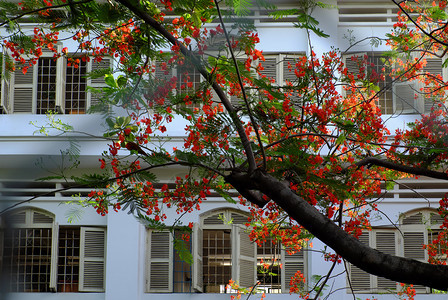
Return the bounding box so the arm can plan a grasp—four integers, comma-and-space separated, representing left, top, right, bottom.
294, 13, 329, 38
335, 134, 346, 145
71, 173, 110, 188
385, 181, 395, 191
174, 238, 193, 265
214, 187, 237, 204
36, 175, 65, 181
104, 74, 117, 88
233, 0, 252, 16
117, 76, 128, 88
106, 117, 115, 129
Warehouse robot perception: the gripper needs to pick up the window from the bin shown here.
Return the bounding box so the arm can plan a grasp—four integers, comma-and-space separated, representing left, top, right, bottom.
343, 52, 445, 115
348, 208, 445, 294
0, 47, 111, 114
145, 209, 307, 294
1, 208, 106, 293
348, 230, 398, 293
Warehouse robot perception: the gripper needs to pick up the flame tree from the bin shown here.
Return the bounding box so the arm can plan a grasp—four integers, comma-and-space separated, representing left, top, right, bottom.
1, 0, 448, 297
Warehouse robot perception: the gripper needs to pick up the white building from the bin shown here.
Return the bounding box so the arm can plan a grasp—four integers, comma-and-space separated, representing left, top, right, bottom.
0, 1, 447, 300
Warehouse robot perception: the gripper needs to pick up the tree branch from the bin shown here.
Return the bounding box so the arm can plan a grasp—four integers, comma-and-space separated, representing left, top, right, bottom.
356, 157, 448, 181
226, 170, 448, 291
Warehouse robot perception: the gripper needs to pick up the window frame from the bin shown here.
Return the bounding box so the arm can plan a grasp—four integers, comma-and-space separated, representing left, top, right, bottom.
1, 208, 106, 293
0, 47, 111, 114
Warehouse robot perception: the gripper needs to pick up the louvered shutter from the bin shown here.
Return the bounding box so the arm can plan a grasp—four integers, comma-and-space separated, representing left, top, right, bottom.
88, 57, 112, 107
192, 224, 203, 292
282, 54, 299, 83
281, 247, 305, 293
49, 222, 59, 290
1, 49, 11, 113
0, 225, 3, 270
342, 53, 367, 98
349, 232, 371, 291
12, 59, 36, 113
232, 225, 256, 289
422, 56, 443, 113
260, 56, 278, 83
393, 81, 419, 114
55, 44, 66, 113
146, 230, 173, 292
343, 53, 367, 79
79, 227, 106, 292
375, 231, 397, 290
230, 58, 248, 107
402, 231, 427, 292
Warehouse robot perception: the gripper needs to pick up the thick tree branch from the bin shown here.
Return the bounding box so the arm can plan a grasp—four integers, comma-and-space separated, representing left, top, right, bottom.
115, 0, 257, 172
226, 170, 448, 291
356, 157, 448, 181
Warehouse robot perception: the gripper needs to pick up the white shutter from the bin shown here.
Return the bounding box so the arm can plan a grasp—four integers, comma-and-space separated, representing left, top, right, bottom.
1, 49, 11, 113
343, 53, 368, 79
55, 44, 66, 113
0, 224, 3, 270
192, 224, 203, 292
348, 232, 371, 292
79, 227, 106, 292
402, 231, 428, 292
260, 56, 278, 83
49, 222, 59, 290
281, 54, 299, 83
342, 53, 367, 98
146, 230, 173, 292
12, 59, 36, 113
375, 231, 397, 290
88, 57, 112, 107
403, 232, 425, 260
423, 56, 443, 113
393, 81, 419, 114
232, 225, 256, 289
281, 247, 305, 293
230, 57, 248, 107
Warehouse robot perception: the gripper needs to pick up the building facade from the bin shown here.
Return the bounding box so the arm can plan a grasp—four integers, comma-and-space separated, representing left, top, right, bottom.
0, 1, 447, 299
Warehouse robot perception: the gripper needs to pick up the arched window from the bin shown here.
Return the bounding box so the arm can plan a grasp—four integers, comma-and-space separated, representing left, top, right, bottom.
145, 208, 307, 294
1, 207, 106, 293
348, 208, 445, 294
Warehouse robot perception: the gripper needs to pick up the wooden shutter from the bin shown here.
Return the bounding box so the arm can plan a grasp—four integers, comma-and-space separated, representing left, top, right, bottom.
342, 53, 367, 98
260, 56, 278, 83
230, 57, 247, 107
12, 59, 35, 113
393, 81, 419, 114
403, 232, 425, 260
0, 225, 3, 270
343, 53, 367, 78
192, 224, 203, 292
55, 44, 66, 113
79, 227, 106, 292
1, 49, 12, 113
146, 230, 173, 292
422, 56, 443, 113
402, 231, 427, 292
375, 231, 397, 290
349, 232, 371, 291
232, 225, 256, 289
281, 247, 305, 293
49, 222, 59, 290
282, 54, 299, 83
88, 57, 112, 107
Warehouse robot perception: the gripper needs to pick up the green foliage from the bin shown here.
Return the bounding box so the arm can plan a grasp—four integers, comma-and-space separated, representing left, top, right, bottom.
71, 173, 111, 188
232, 0, 252, 16
173, 238, 193, 265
